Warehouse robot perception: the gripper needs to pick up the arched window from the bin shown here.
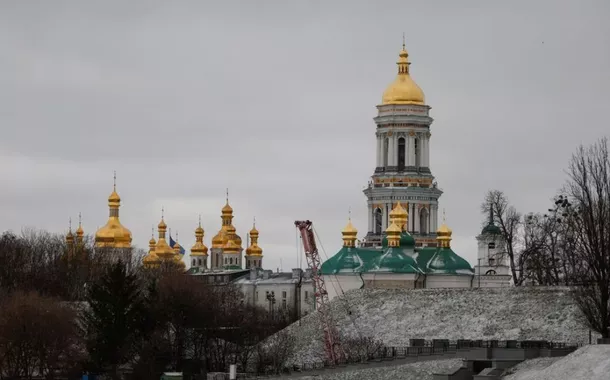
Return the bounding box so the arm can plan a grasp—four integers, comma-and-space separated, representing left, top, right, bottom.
488, 242, 496, 249
420, 208, 428, 234
230, 257, 233, 265
414, 138, 420, 168
383, 138, 389, 167
398, 137, 406, 169
192, 259, 196, 266
374, 208, 383, 234
198, 259, 202, 266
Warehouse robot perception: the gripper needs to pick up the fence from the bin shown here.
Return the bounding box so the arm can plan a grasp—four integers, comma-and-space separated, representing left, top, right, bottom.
228, 338, 583, 378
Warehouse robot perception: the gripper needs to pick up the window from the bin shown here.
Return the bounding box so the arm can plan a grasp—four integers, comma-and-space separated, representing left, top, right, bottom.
282, 299, 287, 309
198, 259, 202, 266
398, 137, 406, 169
282, 291, 287, 299
255, 291, 259, 301
230, 257, 233, 265
414, 138, 420, 168
305, 291, 309, 300
488, 242, 496, 249
383, 138, 389, 167
374, 208, 383, 234
192, 259, 196, 266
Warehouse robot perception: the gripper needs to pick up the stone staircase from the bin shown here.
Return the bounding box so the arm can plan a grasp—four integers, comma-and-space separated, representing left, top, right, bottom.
433, 343, 578, 380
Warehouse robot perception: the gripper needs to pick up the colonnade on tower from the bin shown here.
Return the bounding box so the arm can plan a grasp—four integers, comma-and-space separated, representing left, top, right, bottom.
363, 42, 442, 248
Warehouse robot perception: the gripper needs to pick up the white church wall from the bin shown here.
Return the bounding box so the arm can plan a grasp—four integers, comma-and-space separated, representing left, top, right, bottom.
426, 275, 472, 289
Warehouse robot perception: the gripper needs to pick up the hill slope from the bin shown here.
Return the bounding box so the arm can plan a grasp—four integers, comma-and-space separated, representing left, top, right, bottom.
286, 287, 592, 363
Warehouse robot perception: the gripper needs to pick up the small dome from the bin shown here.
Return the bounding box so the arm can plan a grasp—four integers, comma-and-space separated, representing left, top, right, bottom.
149, 237, 156, 246
222, 202, 233, 215
158, 219, 167, 230
437, 223, 452, 236
482, 223, 501, 235
427, 248, 473, 275
108, 190, 120, 203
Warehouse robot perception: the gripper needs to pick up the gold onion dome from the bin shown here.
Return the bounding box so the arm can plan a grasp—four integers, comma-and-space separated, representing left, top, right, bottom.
381, 43, 425, 105
191, 219, 208, 256
94, 176, 132, 248
66, 229, 75, 244
226, 224, 242, 247
224, 238, 241, 254
385, 221, 402, 247
436, 213, 453, 248
246, 222, 263, 256
212, 230, 226, 248
341, 218, 358, 247
154, 214, 174, 259
143, 233, 160, 266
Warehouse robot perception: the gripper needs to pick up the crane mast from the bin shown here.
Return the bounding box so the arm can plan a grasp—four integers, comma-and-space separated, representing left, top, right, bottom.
294, 220, 344, 365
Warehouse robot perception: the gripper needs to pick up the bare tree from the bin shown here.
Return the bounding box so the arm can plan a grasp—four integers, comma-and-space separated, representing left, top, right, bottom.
0, 291, 83, 379
561, 138, 610, 338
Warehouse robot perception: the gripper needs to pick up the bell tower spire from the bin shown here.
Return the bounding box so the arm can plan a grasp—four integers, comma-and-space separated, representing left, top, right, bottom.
363, 40, 442, 248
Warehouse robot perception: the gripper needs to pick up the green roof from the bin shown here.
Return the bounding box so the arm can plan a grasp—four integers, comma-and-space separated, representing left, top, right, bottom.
365, 247, 423, 274
482, 223, 501, 235
320, 246, 379, 275
320, 244, 473, 276
426, 247, 474, 275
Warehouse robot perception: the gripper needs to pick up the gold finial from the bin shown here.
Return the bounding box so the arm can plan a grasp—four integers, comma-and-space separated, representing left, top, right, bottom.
162, 206, 165, 220
442, 208, 446, 223
113, 170, 116, 191
199, 214, 202, 227
69, 217, 72, 232
175, 230, 179, 242
436, 209, 452, 248
151, 226, 155, 238
402, 32, 405, 50
226, 188, 229, 203
348, 206, 352, 220
253, 216, 256, 228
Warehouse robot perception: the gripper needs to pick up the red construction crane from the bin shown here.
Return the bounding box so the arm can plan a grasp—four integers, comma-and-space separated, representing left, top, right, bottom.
294, 220, 344, 365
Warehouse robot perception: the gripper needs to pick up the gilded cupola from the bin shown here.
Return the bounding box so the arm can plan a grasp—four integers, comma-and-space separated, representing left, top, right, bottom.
66, 218, 75, 246
154, 211, 175, 259
213, 191, 241, 248
436, 211, 453, 248
173, 232, 183, 256
341, 217, 358, 248
390, 202, 408, 232
381, 40, 425, 105
191, 217, 209, 257
75, 213, 84, 245
94, 173, 133, 249
143, 228, 160, 267
246, 219, 263, 256
385, 221, 402, 247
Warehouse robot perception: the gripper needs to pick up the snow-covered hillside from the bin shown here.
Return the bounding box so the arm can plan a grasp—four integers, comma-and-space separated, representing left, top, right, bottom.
503, 345, 610, 380
286, 287, 592, 363
293, 359, 462, 380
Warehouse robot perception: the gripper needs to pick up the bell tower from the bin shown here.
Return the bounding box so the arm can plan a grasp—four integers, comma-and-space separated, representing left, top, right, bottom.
362, 42, 442, 248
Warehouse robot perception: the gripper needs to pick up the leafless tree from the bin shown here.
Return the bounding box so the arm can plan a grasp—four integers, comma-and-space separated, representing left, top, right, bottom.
562, 138, 610, 338
0, 291, 83, 379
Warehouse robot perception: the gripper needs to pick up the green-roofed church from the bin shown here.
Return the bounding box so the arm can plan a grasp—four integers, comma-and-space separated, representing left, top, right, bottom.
320, 43, 511, 298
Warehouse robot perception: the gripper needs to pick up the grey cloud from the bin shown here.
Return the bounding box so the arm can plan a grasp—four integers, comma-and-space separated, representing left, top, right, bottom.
1, 0, 609, 269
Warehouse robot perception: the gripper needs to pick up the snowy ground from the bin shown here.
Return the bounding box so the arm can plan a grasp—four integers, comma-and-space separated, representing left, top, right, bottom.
502, 344, 610, 380
285, 287, 593, 363
291, 359, 462, 380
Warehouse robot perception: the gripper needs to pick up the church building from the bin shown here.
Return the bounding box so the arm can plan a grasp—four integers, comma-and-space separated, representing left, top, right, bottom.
321, 43, 511, 298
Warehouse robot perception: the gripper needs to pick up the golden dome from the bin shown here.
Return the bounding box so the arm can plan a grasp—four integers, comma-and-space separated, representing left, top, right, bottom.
143, 251, 160, 266
341, 219, 358, 248
385, 221, 402, 247
173, 241, 182, 255
211, 230, 227, 248
154, 213, 175, 259
381, 44, 425, 105
222, 202, 233, 215
246, 221, 263, 256
66, 230, 75, 244
225, 224, 242, 247
95, 178, 132, 249
191, 219, 209, 256
436, 210, 453, 248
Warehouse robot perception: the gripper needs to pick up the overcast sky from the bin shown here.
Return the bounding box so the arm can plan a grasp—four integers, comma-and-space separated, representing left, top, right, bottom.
1, 0, 609, 270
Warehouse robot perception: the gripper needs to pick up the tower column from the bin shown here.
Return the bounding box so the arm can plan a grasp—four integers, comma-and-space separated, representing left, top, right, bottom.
408, 135, 415, 166
414, 203, 420, 233
387, 135, 395, 168
422, 136, 428, 167
367, 204, 373, 232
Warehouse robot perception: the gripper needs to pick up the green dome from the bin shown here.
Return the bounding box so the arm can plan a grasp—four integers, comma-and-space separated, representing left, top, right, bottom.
320, 246, 364, 274
481, 223, 501, 235
382, 232, 416, 249
426, 247, 473, 275
367, 247, 422, 274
